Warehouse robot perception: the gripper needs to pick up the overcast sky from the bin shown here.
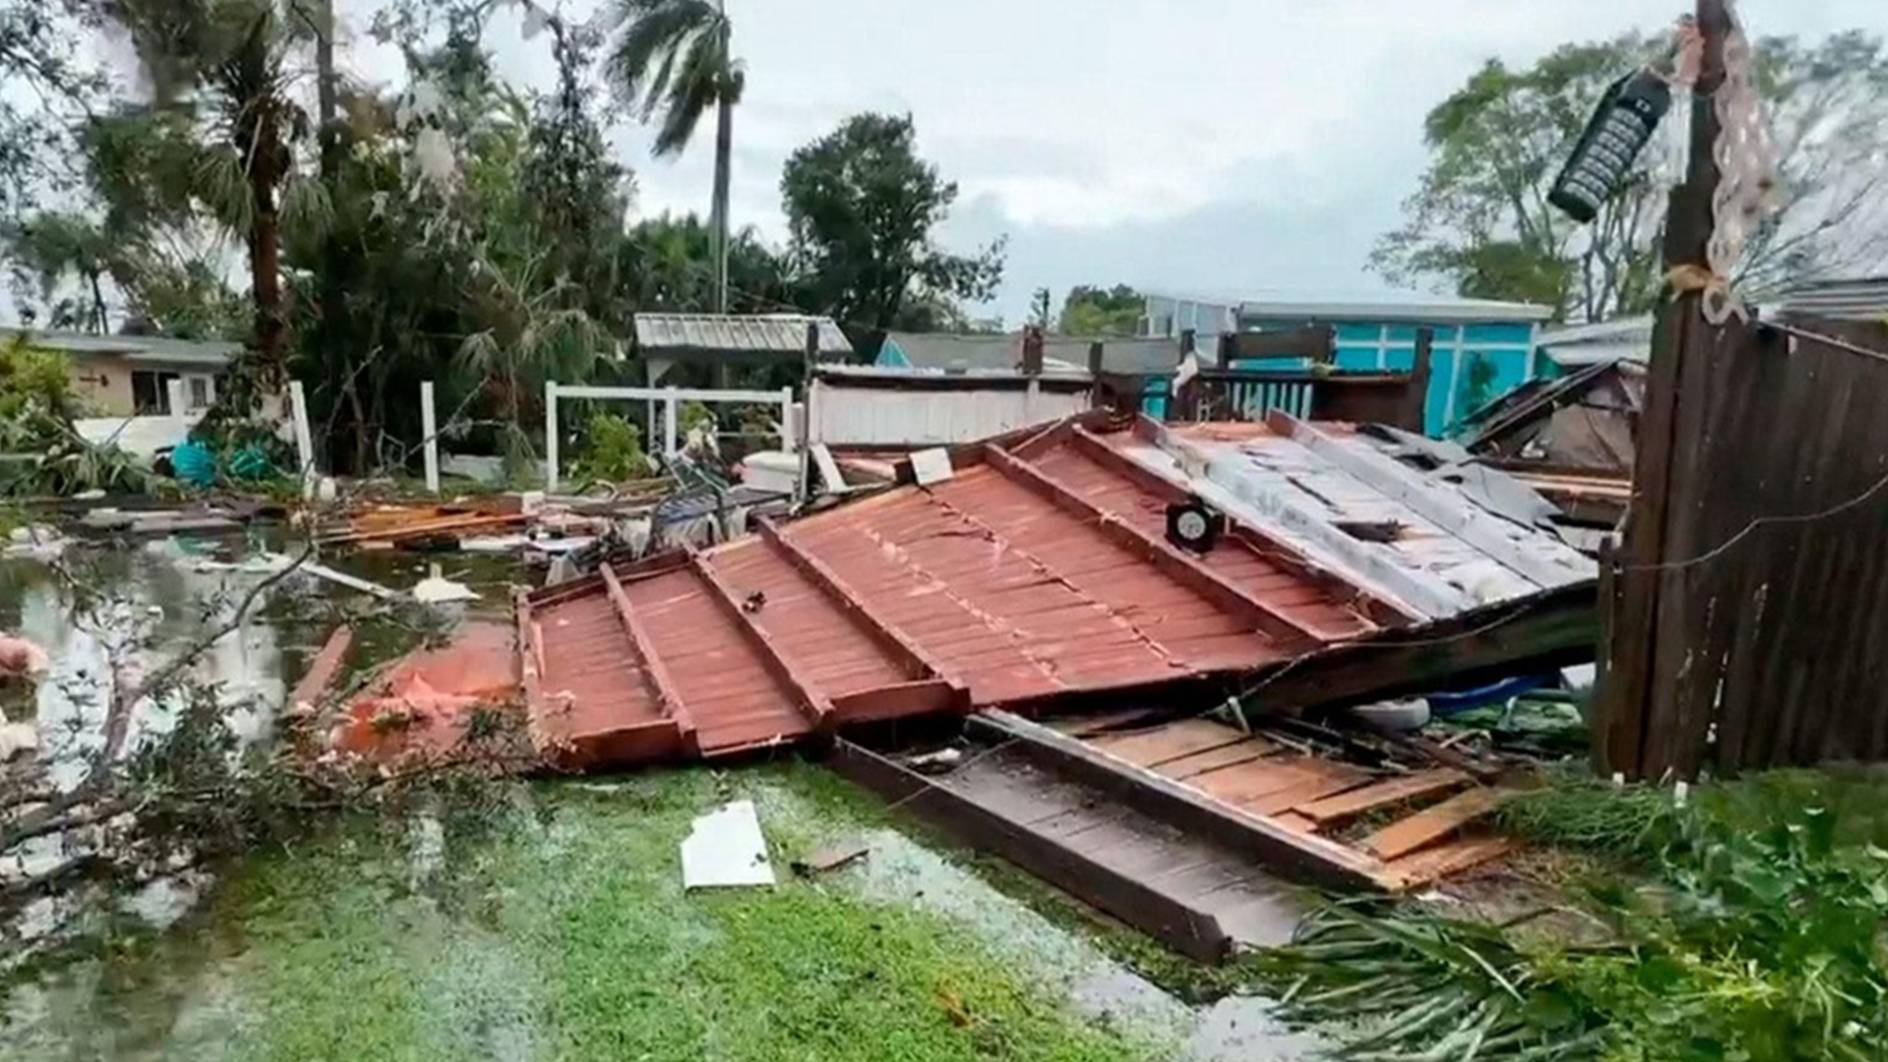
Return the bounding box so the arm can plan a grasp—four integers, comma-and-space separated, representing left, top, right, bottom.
81, 1, 1888, 327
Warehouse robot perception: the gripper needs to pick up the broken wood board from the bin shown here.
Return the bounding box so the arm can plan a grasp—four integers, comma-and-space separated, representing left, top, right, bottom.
1297, 768, 1470, 826
1363, 788, 1513, 861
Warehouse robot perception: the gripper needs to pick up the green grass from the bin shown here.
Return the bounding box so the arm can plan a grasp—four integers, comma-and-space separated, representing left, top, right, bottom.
6, 763, 1162, 1062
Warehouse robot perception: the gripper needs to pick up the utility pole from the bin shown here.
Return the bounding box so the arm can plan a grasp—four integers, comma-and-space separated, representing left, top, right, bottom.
1597, 0, 1730, 778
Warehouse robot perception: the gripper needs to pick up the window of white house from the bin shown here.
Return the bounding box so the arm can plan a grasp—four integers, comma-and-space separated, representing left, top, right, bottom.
130, 370, 178, 414
188, 376, 210, 410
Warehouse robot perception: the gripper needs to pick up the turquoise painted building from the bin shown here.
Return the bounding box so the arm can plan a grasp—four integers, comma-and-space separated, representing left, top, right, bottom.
1141, 291, 1554, 437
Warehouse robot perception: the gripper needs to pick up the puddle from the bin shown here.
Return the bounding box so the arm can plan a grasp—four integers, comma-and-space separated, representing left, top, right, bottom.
0, 530, 523, 963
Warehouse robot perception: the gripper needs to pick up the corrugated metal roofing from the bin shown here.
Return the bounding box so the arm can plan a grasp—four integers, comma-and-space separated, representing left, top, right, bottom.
1776, 277, 1888, 322
522, 412, 1594, 769
632, 313, 853, 359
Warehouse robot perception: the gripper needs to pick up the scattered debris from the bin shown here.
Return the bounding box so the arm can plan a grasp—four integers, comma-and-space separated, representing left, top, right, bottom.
680, 800, 776, 890
301, 561, 400, 601
0, 720, 36, 762
790, 837, 871, 877
411, 566, 479, 605
905, 747, 964, 775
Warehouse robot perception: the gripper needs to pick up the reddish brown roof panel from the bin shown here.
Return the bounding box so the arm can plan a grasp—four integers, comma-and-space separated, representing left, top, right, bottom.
519, 418, 1470, 770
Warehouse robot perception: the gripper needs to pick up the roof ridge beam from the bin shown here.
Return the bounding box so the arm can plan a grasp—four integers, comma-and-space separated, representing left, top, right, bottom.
601, 562, 697, 747
689, 549, 837, 731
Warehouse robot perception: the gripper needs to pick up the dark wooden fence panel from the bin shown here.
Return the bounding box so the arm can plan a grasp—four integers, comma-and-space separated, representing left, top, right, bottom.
1599, 315, 1888, 778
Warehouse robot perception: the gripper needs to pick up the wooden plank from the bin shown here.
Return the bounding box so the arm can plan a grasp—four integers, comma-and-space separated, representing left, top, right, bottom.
1297, 769, 1471, 825
514, 590, 543, 719
1088, 718, 1250, 767
980, 443, 1323, 647
1378, 835, 1516, 892
1363, 788, 1511, 861
1238, 769, 1372, 816
1067, 425, 1416, 626
288, 625, 353, 714
1152, 738, 1276, 779
690, 551, 836, 730
1045, 707, 1172, 738
1265, 411, 1579, 589
973, 711, 1385, 890
826, 739, 1234, 963
600, 563, 696, 745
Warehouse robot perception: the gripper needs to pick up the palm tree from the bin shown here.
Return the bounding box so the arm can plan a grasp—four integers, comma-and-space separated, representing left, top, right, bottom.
606, 0, 744, 314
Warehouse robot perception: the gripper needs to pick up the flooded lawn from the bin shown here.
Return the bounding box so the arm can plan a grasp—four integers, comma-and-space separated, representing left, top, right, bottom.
4, 765, 1318, 1061
1, 533, 1318, 1061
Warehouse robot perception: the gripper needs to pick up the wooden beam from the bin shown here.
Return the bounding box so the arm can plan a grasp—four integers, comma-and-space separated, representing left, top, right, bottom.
980, 443, 1323, 647
600, 563, 696, 745
689, 550, 836, 731
1265, 411, 1580, 589
971, 711, 1384, 890
1068, 426, 1418, 626
1595, 0, 1730, 780
826, 738, 1235, 962
754, 517, 967, 701
1257, 581, 1599, 717
289, 625, 353, 714
513, 590, 543, 718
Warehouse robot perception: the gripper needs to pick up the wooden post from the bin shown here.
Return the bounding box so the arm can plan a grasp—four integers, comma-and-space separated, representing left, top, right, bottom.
1021, 325, 1045, 375
1596, 0, 1728, 779
420, 380, 439, 494
543, 380, 559, 492
1216, 332, 1235, 371
1408, 328, 1435, 433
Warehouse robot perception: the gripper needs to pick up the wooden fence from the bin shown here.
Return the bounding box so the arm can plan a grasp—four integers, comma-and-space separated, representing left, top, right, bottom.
1598, 313, 1888, 779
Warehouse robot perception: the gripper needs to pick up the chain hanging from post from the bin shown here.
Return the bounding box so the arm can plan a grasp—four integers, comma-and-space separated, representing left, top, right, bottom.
1658, 0, 1777, 324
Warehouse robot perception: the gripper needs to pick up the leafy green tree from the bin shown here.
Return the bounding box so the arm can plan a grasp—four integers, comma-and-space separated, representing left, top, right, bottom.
95, 0, 329, 387
781, 113, 1005, 330
1376, 30, 1888, 322
606, 0, 742, 313
618, 212, 794, 315
522, 9, 633, 326
0, 1, 100, 221
1058, 284, 1143, 335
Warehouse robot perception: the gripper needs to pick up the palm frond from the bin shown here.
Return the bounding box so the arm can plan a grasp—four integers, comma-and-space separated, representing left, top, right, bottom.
195, 149, 255, 235
606, 0, 717, 109
279, 176, 333, 244
651, 30, 723, 157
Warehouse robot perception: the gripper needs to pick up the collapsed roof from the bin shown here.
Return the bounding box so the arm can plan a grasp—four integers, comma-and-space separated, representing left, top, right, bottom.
521, 412, 1597, 770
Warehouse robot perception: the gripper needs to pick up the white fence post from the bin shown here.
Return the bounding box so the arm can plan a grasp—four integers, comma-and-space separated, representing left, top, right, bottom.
778, 386, 796, 453
544, 380, 560, 492
288, 380, 315, 498
664, 389, 679, 457
420, 380, 439, 494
